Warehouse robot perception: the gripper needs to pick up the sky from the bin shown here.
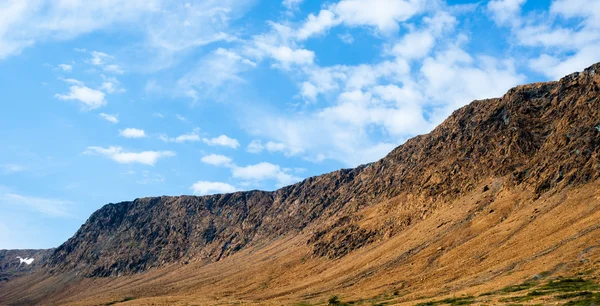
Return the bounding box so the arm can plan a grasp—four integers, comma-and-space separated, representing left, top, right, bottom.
1, 0, 599, 250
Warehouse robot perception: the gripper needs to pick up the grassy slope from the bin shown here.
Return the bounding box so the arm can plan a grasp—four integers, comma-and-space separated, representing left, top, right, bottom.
2, 178, 600, 305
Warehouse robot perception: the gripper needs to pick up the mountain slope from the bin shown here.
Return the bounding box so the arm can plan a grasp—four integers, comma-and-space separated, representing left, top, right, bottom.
1, 63, 599, 305
0, 249, 53, 283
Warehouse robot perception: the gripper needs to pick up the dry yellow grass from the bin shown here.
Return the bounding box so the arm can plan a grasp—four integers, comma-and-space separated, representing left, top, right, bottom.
3, 178, 600, 305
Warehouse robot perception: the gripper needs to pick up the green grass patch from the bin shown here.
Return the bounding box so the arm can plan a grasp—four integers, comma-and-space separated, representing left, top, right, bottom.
539, 277, 598, 293
499, 281, 538, 293
562, 292, 600, 306
499, 295, 533, 303
555, 291, 594, 299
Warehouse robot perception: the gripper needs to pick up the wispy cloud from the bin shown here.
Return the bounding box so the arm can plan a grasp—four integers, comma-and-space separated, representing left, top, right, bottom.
57, 64, 72, 72
99, 113, 119, 123
0, 192, 74, 218
159, 128, 201, 143
83, 146, 175, 166
0, 164, 27, 174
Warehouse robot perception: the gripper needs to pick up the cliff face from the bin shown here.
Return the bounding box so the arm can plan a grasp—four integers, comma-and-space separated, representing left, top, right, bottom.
0, 249, 54, 282
45, 63, 600, 277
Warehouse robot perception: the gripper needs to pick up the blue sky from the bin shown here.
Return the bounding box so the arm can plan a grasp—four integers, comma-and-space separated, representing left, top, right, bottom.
1, 0, 599, 249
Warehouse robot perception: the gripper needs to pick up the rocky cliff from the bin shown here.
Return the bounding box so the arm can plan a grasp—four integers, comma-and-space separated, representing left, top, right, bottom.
44, 63, 600, 279
0, 249, 54, 283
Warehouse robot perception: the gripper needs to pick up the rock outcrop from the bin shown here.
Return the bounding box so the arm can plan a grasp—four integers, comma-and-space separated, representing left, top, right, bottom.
42, 63, 600, 278
0, 249, 54, 282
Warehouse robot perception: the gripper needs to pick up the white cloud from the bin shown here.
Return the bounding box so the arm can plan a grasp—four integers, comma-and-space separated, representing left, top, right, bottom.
203, 135, 240, 149
338, 33, 354, 44
119, 128, 147, 138
0, 164, 26, 174
0, 192, 73, 218
99, 113, 119, 123
55, 84, 107, 110
0, 0, 255, 66
488, 0, 600, 79
160, 128, 201, 143
90, 51, 111, 66
201, 154, 233, 166
83, 146, 175, 166
198, 153, 300, 187
231, 162, 300, 186
104, 64, 124, 74
297, 9, 339, 40
247, 139, 264, 153
391, 31, 435, 60
178, 48, 256, 99
190, 181, 237, 195
296, 0, 426, 40
282, 0, 303, 10
245, 139, 301, 156
529, 45, 600, 79
88, 51, 126, 74
244, 29, 523, 166
58, 64, 72, 72
61, 78, 83, 85
487, 0, 526, 26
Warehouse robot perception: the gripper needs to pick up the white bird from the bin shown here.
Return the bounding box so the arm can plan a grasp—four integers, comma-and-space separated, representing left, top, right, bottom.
16, 256, 34, 266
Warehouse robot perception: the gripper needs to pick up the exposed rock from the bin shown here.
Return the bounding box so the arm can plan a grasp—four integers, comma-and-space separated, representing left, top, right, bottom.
0, 249, 54, 282
41, 62, 600, 278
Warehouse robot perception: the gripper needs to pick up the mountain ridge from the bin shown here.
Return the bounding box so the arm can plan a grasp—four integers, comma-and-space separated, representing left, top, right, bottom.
44, 62, 600, 276
1, 62, 599, 305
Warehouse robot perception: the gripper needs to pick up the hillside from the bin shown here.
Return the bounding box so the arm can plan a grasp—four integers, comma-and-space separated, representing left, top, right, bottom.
0, 63, 599, 305
0, 249, 53, 283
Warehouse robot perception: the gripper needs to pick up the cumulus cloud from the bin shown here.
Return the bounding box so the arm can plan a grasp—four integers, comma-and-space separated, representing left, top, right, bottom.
296, 0, 425, 40
201, 154, 233, 167
487, 0, 526, 26
99, 113, 118, 123
55, 83, 106, 110
83, 146, 175, 166
232, 162, 301, 186
246, 139, 302, 156
202, 135, 240, 149
190, 181, 237, 195
489, 0, 600, 78
201, 154, 301, 187
119, 128, 146, 138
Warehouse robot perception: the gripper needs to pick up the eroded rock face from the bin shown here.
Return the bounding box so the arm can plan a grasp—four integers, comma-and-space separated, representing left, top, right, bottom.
0, 249, 54, 282
45, 63, 600, 277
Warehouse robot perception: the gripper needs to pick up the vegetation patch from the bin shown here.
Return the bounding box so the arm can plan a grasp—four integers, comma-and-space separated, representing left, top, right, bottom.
499, 281, 538, 294
498, 295, 533, 303
539, 277, 598, 293
561, 292, 600, 306
555, 291, 594, 299
327, 295, 352, 306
